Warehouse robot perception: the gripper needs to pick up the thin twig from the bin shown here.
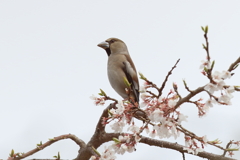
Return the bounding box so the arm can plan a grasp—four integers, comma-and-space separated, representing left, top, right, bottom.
158, 59, 180, 98
228, 57, 240, 72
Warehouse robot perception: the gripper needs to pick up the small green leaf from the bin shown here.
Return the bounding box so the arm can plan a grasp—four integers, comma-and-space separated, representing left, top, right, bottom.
209, 138, 222, 144
108, 109, 113, 116
205, 25, 208, 33
234, 86, 240, 90
37, 141, 42, 146
123, 77, 131, 88
202, 43, 206, 49
139, 72, 146, 80
58, 152, 60, 159
113, 137, 120, 143
53, 152, 60, 160
92, 146, 101, 156
211, 60, 215, 70
9, 149, 14, 157
204, 66, 208, 72
201, 26, 205, 32
99, 89, 107, 96
226, 148, 239, 151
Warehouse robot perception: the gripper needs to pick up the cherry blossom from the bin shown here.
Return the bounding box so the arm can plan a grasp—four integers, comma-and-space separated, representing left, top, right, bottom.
90, 94, 105, 106
204, 83, 218, 94
220, 70, 232, 79
200, 59, 211, 70
110, 121, 125, 133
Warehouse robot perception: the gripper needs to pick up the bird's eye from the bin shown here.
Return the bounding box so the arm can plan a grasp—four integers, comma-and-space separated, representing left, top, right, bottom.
110, 39, 115, 43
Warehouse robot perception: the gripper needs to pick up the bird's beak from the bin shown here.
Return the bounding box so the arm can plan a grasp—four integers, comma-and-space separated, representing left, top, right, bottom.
97, 41, 109, 49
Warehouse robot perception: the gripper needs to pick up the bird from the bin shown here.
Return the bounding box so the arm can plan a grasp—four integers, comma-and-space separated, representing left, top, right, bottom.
97, 38, 139, 104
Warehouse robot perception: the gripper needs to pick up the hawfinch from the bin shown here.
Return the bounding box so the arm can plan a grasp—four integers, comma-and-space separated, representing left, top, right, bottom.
97, 38, 139, 103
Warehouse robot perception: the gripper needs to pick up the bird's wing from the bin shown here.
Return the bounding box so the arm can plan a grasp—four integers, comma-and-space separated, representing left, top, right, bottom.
122, 55, 139, 103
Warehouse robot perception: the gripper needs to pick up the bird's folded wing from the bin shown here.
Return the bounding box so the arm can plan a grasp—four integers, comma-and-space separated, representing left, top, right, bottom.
122, 59, 139, 103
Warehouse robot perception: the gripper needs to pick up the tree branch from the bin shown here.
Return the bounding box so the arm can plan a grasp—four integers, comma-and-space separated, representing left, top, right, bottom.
140, 136, 236, 160
228, 56, 240, 72
10, 134, 85, 160
158, 59, 180, 98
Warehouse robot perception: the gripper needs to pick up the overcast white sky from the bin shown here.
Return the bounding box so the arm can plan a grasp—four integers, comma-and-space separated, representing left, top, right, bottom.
1, 1, 240, 160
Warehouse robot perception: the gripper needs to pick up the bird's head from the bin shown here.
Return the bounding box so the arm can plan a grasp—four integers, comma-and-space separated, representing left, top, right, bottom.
97, 38, 128, 56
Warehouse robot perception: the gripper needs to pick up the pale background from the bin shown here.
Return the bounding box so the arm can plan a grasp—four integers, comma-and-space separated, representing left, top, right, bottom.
1, 1, 240, 160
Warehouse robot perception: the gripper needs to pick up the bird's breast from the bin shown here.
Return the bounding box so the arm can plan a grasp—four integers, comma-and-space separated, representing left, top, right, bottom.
107, 55, 128, 98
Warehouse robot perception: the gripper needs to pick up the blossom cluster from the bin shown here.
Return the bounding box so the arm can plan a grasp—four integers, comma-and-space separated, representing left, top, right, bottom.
89, 56, 239, 159
140, 91, 188, 139
183, 135, 208, 155
90, 94, 106, 106
199, 59, 236, 115
91, 134, 140, 160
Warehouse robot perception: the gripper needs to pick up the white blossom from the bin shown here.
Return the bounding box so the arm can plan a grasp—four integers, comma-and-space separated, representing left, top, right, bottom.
110, 121, 125, 133
115, 101, 125, 115
220, 70, 232, 79
204, 83, 218, 94
178, 113, 188, 124
200, 59, 211, 69
168, 99, 177, 108
226, 86, 235, 94
219, 94, 232, 105
149, 129, 157, 138
149, 109, 164, 122
203, 98, 215, 111
127, 124, 140, 133
194, 148, 204, 155
139, 85, 146, 93
202, 135, 208, 145
183, 147, 195, 154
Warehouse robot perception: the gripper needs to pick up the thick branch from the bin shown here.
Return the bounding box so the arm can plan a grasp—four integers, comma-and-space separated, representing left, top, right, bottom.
96, 133, 237, 160
173, 86, 205, 111
75, 103, 116, 160
140, 136, 236, 160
